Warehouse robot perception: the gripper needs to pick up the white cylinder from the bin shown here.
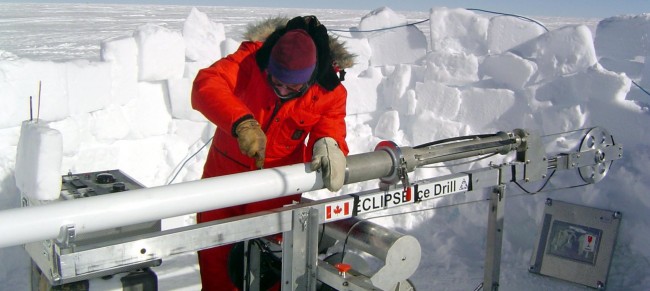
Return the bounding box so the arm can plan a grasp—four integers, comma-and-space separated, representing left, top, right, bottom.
0, 163, 322, 248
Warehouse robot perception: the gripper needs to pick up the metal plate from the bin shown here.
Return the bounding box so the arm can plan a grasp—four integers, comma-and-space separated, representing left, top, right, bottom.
529, 199, 621, 289
579, 127, 614, 183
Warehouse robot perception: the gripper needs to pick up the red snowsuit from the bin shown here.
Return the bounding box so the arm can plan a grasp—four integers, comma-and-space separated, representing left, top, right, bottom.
191, 40, 349, 290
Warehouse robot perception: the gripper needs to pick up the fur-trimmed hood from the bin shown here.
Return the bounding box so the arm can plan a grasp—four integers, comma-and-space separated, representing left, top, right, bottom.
242, 16, 356, 91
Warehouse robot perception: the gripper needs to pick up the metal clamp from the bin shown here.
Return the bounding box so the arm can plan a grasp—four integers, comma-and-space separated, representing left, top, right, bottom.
375, 141, 410, 191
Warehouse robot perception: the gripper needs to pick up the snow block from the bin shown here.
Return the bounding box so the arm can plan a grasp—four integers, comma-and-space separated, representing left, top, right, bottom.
66, 60, 111, 115
344, 114, 381, 154
48, 117, 82, 157
457, 87, 515, 132
0, 60, 69, 129
134, 23, 185, 81
598, 57, 645, 79
479, 52, 537, 90
423, 52, 479, 85
221, 38, 241, 57
345, 67, 382, 114
359, 6, 408, 31
170, 119, 213, 148
122, 82, 172, 138
487, 15, 546, 54
378, 64, 412, 112
101, 35, 139, 106
429, 7, 489, 55
183, 7, 226, 64
414, 81, 461, 120
410, 111, 465, 146
339, 36, 370, 71
167, 78, 207, 122
535, 65, 631, 107
14, 120, 62, 201
594, 14, 650, 61
359, 7, 427, 66
90, 105, 131, 143
367, 26, 427, 66
374, 110, 400, 140
510, 25, 597, 83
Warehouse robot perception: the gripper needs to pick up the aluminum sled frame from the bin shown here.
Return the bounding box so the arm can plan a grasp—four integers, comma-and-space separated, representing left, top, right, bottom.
8, 127, 622, 290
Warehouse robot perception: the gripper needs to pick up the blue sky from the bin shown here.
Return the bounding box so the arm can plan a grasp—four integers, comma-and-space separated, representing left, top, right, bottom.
4, 0, 649, 18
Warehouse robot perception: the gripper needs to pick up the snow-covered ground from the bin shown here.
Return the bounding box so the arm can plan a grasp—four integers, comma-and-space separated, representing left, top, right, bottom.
0, 3, 649, 290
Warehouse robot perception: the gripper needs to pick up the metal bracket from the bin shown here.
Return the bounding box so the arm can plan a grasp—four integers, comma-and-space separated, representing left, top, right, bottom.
55, 224, 76, 250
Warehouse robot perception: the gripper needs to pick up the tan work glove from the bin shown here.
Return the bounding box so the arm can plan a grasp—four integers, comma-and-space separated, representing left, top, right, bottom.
310, 137, 346, 192
235, 119, 266, 169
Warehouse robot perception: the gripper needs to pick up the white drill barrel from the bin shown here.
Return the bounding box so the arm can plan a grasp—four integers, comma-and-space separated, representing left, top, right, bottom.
0, 164, 321, 248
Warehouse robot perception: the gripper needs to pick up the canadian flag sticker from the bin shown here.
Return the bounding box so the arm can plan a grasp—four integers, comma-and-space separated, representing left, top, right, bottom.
324, 199, 354, 222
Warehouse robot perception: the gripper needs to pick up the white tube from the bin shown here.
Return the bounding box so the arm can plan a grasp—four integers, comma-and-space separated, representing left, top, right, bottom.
0, 163, 322, 248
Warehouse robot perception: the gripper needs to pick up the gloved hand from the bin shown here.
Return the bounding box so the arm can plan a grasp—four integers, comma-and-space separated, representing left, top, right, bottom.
235, 119, 266, 169
310, 137, 346, 192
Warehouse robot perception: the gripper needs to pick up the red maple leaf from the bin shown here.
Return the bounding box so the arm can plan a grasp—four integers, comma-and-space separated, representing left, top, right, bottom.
334, 205, 342, 214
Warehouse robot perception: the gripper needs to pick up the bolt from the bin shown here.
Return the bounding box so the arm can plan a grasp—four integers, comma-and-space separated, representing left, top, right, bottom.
545, 198, 553, 206
612, 211, 621, 219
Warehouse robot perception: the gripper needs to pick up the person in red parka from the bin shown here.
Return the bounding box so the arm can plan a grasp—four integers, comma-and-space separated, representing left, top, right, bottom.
191, 16, 355, 290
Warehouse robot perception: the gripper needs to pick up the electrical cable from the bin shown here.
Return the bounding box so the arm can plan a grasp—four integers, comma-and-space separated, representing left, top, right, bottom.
466, 8, 549, 32
631, 80, 650, 98
512, 168, 557, 194
339, 219, 364, 264
328, 7, 549, 37
167, 135, 214, 185
329, 19, 430, 33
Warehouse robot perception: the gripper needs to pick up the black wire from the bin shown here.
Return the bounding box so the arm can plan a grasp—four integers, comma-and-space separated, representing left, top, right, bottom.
631, 80, 650, 98
329, 19, 430, 33
466, 8, 549, 32
339, 220, 364, 264
328, 8, 549, 36
512, 169, 557, 194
